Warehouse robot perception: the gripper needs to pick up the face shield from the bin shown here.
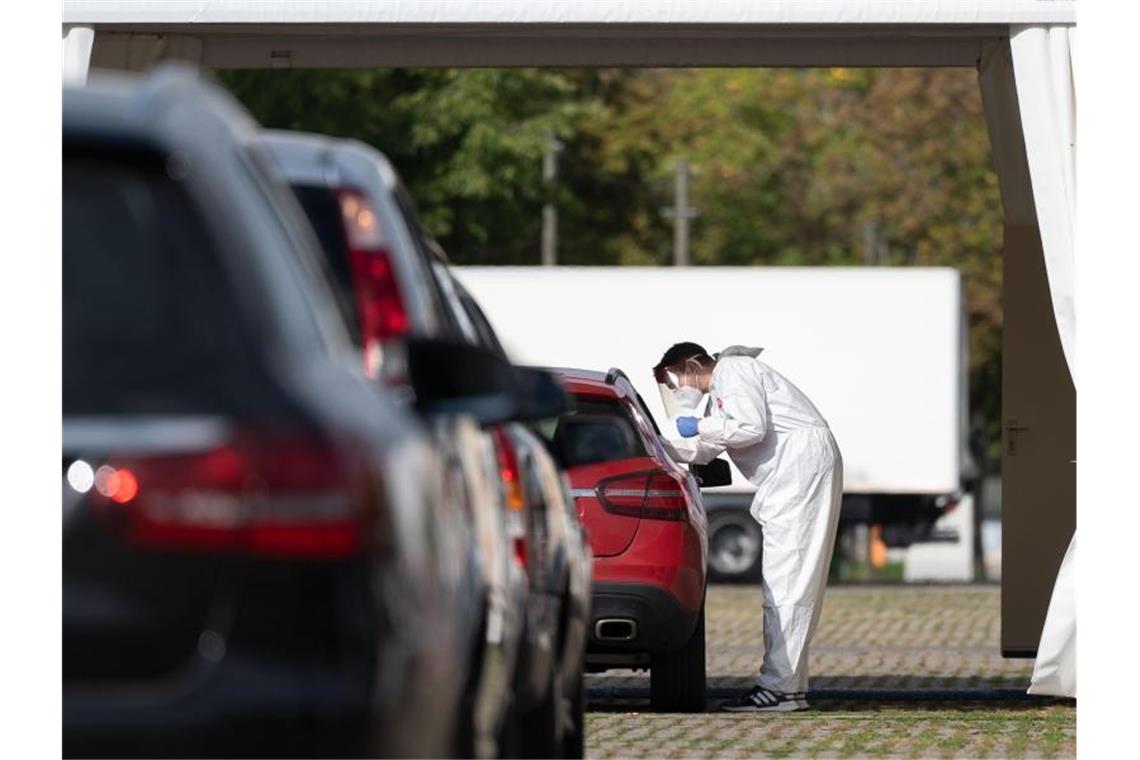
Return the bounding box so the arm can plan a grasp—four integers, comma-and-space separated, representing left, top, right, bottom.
653, 357, 706, 419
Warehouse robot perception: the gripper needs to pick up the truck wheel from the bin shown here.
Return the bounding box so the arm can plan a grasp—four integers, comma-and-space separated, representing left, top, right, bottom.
707, 510, 763, 583
650, 605, 706, 713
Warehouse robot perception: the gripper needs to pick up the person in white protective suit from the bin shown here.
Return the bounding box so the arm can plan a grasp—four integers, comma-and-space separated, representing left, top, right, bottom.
652, 342, 843, 713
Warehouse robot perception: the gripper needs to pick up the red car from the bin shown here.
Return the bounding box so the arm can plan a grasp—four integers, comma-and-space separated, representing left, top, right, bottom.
545, 367, 719, 712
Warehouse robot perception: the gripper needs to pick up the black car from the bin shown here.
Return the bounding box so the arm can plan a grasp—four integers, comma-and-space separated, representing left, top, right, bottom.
63, 66, 526, 758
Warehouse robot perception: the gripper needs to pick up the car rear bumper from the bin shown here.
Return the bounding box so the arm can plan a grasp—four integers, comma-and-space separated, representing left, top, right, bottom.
585, 581, 701, 658
589, 518, 707, 611
63, 566, 464, 759
64, 651, 380, 758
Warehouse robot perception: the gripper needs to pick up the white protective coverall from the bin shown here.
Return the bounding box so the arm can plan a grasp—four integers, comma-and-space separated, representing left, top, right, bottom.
664, 346, 843, 694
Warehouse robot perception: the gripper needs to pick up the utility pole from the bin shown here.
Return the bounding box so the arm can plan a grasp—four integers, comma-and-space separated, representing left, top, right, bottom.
661, 157, 698, 266
860, 220, 875, 266
541, 133, 562, 267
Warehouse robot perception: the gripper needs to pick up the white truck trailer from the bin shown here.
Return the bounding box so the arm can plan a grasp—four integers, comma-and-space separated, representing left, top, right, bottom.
455, 266, 977, 581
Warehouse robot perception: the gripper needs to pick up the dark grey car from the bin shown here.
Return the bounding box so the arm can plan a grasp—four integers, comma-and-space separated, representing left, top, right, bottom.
260, 130, 532, 758
63, 66, 483, 758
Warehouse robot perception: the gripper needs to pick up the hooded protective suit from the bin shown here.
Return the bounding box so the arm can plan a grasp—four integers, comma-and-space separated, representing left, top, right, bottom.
664, 346, 843, 694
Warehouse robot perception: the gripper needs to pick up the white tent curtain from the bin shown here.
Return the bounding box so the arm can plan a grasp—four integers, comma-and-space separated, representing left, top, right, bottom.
1028, 534, 1076, 696
62, 26, 95, 85
1011, 25, 1076, 377
1010, 24, 1076, 699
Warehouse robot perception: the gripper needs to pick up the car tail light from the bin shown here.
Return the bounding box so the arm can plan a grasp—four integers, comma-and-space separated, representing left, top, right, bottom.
335, 188, 409, 377
936, 493, 962, 514
492, 427, 528, 569
86, 434, 378, 560
596, 468, 689, 521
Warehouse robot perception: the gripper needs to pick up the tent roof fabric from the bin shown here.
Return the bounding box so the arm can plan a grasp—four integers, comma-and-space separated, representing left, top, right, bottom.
63, 1, 1077, 69
64, 1, 1076, 26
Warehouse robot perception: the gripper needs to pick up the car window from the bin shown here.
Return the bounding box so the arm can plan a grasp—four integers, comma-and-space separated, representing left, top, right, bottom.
621, 389, 674, 460
458, 288, 507, 357
390, 187, 459, 336
63, 156, 253, 414
545, 399, 649, 467
431, 260, 479, 344
632, 390, 664, 436
240, 144, 356, 362
288, 183, 362, 344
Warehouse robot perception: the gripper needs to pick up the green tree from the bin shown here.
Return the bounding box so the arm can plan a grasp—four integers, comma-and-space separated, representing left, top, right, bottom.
595, 68, 1003, 460
220, 68, 660, 265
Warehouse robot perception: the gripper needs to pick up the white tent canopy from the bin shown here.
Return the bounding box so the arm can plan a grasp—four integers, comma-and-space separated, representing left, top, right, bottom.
64, 1, 1074, 70
60, 1, 1078, 24
61, 0, 1077, 698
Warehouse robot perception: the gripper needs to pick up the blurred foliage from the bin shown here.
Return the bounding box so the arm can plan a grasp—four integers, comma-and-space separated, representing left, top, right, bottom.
220, 67, 1003, 465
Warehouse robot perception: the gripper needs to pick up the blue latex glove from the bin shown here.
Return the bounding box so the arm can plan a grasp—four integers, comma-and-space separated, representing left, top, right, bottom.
676, 416, 700, 438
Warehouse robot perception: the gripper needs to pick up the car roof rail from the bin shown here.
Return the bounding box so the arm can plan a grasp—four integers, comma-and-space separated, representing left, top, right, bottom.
604, 367, 630, 386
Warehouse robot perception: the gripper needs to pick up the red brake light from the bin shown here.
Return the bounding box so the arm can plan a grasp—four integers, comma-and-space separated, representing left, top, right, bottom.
349, 248, 409, 342
492, 427, 528, 569
492, 428, 525, 512
110, 469, 139, 504
596, 468, 688, 521
335, 188, 410, 376
89, 434, 375, 560
95, 465, 139, 504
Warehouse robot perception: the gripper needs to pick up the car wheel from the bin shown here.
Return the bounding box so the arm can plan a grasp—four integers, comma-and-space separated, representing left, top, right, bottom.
707, 509, 763, 583
560, 666, 585, 759
649, 605, 706, 713
454, 610, 487, 757
496, 699, 522, 759
519, 668, 561, 758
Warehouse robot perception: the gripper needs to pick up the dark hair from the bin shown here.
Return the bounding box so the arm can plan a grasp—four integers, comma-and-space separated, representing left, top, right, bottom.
654, 342, 713, 372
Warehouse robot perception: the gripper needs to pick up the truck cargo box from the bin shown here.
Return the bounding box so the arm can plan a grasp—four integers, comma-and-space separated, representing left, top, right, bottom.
455, 266, 967, 497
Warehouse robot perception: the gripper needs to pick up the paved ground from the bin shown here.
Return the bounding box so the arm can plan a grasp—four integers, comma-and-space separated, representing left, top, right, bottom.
585, 584, 1075, 758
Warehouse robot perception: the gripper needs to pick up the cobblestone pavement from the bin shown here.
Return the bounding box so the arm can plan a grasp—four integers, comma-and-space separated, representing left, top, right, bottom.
586, 584, 1075, 758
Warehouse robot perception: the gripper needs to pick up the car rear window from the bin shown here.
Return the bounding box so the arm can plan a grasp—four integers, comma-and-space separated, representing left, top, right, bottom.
63, 155, 254, 414
544, 398, 649, 467
458, 287, 507, 357
288, 184, 362, 344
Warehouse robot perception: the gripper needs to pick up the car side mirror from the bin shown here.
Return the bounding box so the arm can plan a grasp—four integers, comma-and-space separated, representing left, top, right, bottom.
405, 337, 519, 425
691, 458, 732, 488
511, 367, 568, 422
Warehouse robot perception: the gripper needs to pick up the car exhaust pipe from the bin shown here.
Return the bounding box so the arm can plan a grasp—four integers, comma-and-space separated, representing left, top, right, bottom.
594, 618, 638, 641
